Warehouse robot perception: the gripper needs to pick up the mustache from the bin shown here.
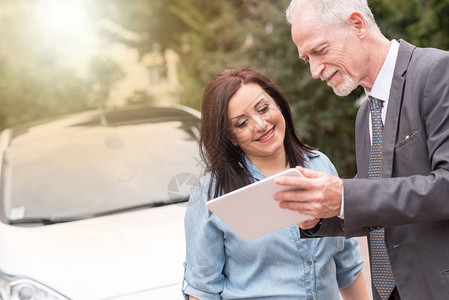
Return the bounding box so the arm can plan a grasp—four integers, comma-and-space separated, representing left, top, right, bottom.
320, 68, 339, 81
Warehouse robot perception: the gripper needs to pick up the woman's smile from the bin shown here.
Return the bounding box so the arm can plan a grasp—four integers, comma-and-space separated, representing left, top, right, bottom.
256, 126, 276, 142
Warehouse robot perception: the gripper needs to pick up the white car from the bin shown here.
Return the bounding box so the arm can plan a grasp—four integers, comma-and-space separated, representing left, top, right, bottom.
0, 105, 202, 300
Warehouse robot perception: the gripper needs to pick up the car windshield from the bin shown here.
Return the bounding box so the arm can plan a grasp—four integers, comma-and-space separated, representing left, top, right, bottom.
1, 107, 202, 223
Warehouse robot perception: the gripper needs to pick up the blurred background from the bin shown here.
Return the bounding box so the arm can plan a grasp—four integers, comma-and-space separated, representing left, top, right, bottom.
0, 0, 448, 178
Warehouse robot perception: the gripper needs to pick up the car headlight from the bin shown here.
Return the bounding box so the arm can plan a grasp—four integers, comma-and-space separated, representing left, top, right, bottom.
0, 271, 69, 300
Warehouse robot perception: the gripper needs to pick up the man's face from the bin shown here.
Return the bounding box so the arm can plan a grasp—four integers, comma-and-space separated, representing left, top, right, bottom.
290, 7, 364, 96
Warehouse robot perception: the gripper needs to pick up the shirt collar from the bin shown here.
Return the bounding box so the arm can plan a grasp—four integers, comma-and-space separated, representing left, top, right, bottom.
365, 39, 399, 102
243, 151, 319, 181
243, 155, 265, 181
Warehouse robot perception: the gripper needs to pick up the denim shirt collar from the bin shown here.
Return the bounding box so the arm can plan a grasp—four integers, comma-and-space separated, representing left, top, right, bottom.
242, 150, 320, 182
243, 156, 265, 182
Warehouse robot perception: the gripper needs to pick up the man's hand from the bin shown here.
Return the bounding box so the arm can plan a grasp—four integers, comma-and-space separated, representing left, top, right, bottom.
274, 166, 343, 218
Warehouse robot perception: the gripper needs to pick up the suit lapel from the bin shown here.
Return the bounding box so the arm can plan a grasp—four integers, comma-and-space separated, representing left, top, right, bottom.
382, 40, 415, 178
356, 99, 371, 178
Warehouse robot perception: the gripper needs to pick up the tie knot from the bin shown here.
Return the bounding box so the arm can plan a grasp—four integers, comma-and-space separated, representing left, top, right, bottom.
369, 96, 383, 111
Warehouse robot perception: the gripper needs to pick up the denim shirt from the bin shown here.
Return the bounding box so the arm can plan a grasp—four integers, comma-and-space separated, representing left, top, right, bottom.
183, 151, 363, 300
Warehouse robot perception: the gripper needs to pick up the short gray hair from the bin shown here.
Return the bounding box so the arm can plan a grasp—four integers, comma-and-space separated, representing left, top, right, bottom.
286, 0, 380, 33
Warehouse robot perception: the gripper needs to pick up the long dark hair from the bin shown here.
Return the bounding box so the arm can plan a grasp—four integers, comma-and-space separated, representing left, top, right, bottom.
200, 68, 314, 198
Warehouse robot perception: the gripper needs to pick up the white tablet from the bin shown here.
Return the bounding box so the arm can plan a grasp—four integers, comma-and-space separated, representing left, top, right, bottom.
206, 168, 311, 240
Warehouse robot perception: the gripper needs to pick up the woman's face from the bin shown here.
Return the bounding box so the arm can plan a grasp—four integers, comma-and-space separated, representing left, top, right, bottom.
227, 83, 286, 161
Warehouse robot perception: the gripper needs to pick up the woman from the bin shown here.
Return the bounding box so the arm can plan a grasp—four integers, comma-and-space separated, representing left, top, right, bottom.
183, 68, 368, 300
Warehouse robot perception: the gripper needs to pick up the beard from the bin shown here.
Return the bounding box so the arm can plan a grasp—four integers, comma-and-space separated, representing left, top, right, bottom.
323, 69, 358, 96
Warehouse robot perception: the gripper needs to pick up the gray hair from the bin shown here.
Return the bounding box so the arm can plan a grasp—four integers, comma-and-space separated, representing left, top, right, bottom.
286, 0, 380, 33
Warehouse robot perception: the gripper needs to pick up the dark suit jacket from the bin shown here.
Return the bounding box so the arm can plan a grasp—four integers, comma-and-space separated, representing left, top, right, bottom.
315, 40, 449, 299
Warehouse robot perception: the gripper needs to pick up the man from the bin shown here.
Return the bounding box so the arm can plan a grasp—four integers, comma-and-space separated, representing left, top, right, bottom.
274, 1, 449, 300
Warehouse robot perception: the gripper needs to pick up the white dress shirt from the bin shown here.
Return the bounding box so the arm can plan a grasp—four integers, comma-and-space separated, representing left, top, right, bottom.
339, 40, 399, 219
366, 39, 400, 142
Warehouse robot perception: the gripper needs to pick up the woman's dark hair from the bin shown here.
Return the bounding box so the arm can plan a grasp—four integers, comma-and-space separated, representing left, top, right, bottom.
200, 68, 314, 198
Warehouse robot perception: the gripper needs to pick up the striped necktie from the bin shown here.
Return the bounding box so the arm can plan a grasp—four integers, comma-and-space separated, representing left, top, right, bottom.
368, 96, 396, 300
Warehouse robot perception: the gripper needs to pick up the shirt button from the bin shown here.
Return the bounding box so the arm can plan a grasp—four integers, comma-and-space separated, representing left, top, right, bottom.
307, 260, 312, 266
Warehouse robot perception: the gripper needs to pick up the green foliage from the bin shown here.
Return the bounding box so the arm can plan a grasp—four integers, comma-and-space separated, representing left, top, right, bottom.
0, 1, 93, 128
369, 0, 449, 49
0, 58, 90, 128
88, 57, 125, 109
90, 0, 185, 55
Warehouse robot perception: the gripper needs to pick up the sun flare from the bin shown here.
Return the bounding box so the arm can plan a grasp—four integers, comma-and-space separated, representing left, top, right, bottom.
35, 0, 90, 37
32, 0, 98, 75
